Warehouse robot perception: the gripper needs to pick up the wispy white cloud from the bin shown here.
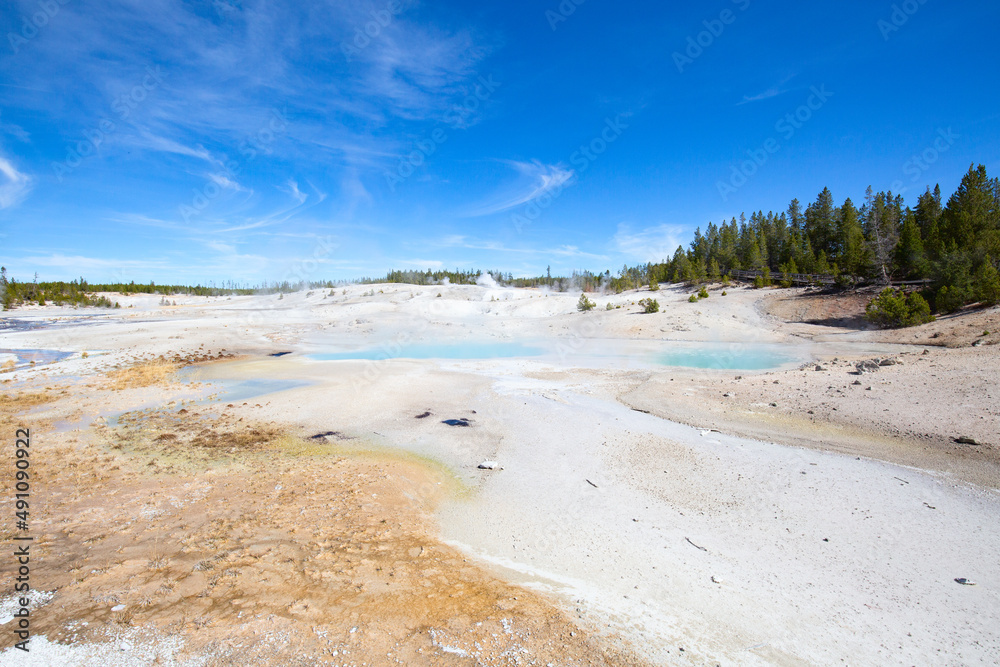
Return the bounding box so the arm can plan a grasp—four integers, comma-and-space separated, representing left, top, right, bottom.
436, 235, 605, 261
210, 172, 248, 192
613, 223, 685, 263
0, 111, 30, 142
465, 161, 574, 217
400, 259, 444, 269
134, 133, 218, 165
738, 74, 798, 105
15, 253, 171, 272
282, 179, 308, 205
0, 155, 33, 209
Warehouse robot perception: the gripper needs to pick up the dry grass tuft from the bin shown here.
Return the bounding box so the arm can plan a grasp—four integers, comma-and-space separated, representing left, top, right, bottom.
107, 360, 179, 390
111, 608, 133, 626
1, 359, 15, 373
0, 391, 56, 421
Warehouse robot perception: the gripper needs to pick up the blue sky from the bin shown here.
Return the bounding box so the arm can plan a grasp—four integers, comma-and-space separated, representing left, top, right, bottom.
0, 0, 998, 284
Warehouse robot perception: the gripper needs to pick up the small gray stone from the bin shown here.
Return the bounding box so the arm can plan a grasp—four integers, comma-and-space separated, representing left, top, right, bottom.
856, 360, 880, 374
478, 461, 499, 470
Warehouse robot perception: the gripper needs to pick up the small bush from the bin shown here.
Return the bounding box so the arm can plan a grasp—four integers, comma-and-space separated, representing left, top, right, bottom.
934, 285, 966, 313
649, 280, 660, 292
605, 302, 614, 311
753, 268, 773, 288
638, 298, 660, 313
688, 294, 698, 303
721, 290, 727, 296
577, 293, 596, 312
697, 286, 709, 299
865, 288, 935, 328
975, 262, 1000, 306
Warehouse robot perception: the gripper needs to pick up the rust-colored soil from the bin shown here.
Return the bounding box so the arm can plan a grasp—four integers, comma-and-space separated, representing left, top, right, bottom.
0, 373, 645, 665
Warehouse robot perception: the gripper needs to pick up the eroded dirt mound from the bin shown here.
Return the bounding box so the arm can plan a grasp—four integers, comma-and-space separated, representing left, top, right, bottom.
764, 288, 876, 329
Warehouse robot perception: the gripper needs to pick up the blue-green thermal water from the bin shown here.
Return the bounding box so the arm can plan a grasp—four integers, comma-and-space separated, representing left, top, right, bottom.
311, 342, 546, 361
309, 340, 803, 370
655, 344, 798, 370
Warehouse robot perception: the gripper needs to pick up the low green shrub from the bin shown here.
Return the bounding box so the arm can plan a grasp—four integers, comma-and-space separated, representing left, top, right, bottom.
638, 298, 660, 313
577, 293, 596, 311
865, 288, 935, 328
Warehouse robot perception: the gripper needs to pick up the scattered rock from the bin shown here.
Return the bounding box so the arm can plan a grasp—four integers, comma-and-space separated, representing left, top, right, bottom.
922, 349, 930, 355
478, 461, 499, 470
310, 431, 349, 441
414, 411, 432, 419
972, 339, 984, 347
685, 537, 708, 552
722, 392, 733, 398
852, 380, 862, 386
442, 419, 471, 427
954, 578, 976, 586
769, 402, 778, 408
879, 357, 902, 366
711, 576, 723, 584
953, 436, 982, 446
814, 365, 827, 372
856, 360, 880, 374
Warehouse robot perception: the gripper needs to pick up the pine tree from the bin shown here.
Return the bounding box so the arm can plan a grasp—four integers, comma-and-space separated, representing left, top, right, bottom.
805, 188, 837, 259
837, 197, 867, 277
974, 261, 1000, 306
895, 210, 926, 279
708, 258, 721, 282
788, 198, 804, 236
915, 186, 944, 261
940, 164, 1000, 253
